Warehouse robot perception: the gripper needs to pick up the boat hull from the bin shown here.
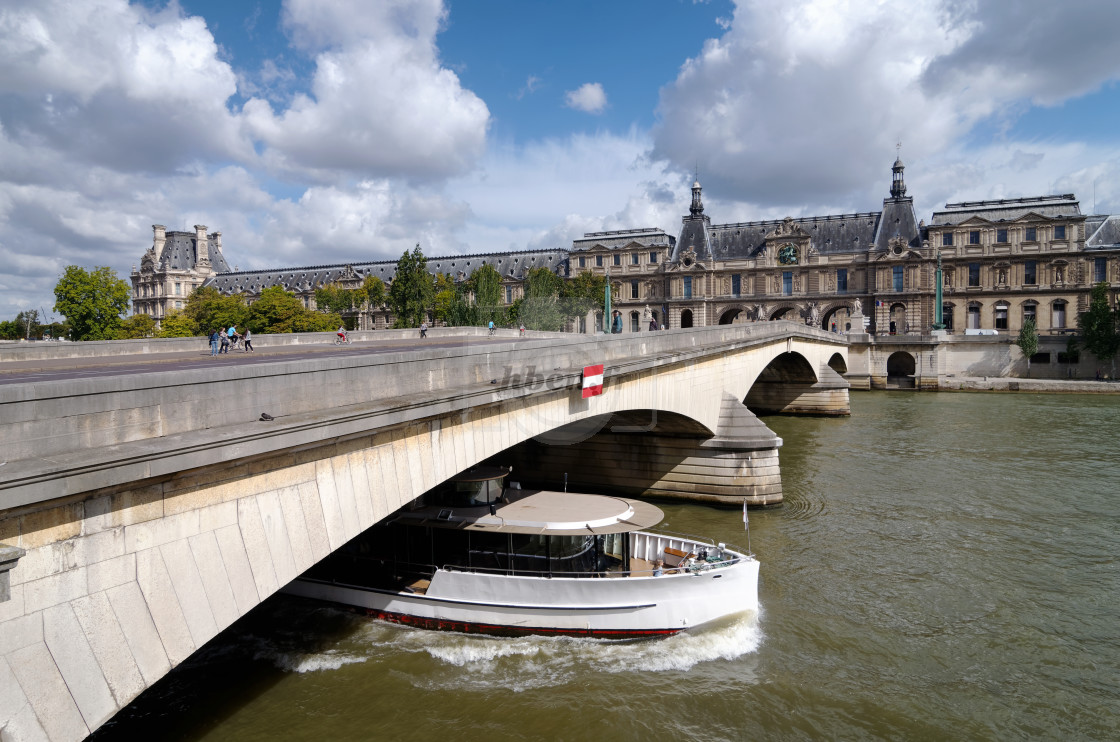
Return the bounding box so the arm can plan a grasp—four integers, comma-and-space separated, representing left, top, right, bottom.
284, 551, 759, 638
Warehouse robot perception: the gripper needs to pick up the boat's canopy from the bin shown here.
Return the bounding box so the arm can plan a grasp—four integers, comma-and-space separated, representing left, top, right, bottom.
395, 490, 664, 536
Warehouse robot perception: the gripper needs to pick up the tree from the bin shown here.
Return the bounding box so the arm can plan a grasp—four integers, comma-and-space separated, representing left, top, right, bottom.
1016, 319, 1039, 377
246, 286, 340, 334
362, 274, 388, 309
53, 266, 131, 341
388, 245, 435, 327
314, 282, 362, 315
1077, 282, 1120, 377
182, 286, 249, 335
519, 267, 565, 331
158, 310, 200, 338
466, 264, 504, 325
115, 314, 157, 339
562, 270, 608, 319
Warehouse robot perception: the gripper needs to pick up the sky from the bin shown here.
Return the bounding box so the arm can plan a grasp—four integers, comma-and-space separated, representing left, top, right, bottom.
3, 0, 1120, 322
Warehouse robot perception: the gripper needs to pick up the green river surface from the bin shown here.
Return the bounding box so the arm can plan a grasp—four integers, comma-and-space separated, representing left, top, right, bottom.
92, 391, 1120, 741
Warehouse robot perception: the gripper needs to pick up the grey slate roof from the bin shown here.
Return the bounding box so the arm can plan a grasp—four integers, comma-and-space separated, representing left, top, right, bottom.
161, 231, 231, 273
703, 211, 883, 259
571, 228, 675, 251
873, 197, 922, 252
204, 249, 570, 295
930, 195, 1081, 225
1086, 215, 1120, 249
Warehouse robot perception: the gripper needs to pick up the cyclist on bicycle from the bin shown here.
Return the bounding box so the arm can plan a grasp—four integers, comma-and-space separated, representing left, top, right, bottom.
488, 320, 495, 336
337, 325, 347, 343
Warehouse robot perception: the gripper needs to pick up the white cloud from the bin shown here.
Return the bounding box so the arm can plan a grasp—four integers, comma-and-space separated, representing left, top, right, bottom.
564, 82, 607, 114
241, 0, 490, 182
652, 0, 1120, 209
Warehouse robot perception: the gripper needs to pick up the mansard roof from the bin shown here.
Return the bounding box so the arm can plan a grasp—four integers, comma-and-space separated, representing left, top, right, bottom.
705, 211, 883, 259
930, 194, 1082, 226
1086, 215, 1120, 249
572, 228, 674, 251
162, 231, 231, 274
204, 248, 569, 295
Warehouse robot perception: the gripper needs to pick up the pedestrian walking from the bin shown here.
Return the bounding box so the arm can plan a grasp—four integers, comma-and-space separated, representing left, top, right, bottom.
219, 329, 229, 353
243, 328, 254, 352
209, 329, 219, 356
519, 323, 525, 337
419, 321, 428, 338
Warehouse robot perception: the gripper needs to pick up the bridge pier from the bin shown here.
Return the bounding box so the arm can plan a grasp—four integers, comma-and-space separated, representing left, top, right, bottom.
746, 362, 851, 416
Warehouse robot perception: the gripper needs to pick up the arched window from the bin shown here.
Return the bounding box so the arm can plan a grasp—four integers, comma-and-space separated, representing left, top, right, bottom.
630, 311, 640, 332
1022, 301, 1037, 326
942, 303, 954, 331
680, 309, 693, 329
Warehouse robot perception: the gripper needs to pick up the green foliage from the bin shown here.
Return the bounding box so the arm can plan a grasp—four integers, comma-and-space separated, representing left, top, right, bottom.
115, 314, 157, 339
1016, 319, 1039, 377
466, 264, 504, 325
158, 311, 200, 338
518, 267, 566, 331
53, 265, 131, 340
0, 310, 58, 340
388, 245, 435, 327
1077, 282, 1120, 365
181, 286, 249, 336
562, 271, 608, 316
432, 274, 465, 325
246, 286, 341, 334
314, 282, 362, 314
362, 275, 388, 309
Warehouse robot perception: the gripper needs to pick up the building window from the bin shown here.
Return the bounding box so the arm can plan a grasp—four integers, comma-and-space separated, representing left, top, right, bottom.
836, 268, 847, 294
631, 312, 640, 332
782, 271, 792, 295
968, 263, 980, 287
1053, 301, 1066, 328
631, 253, 640, 265
506, 285, 513, 303
1024, 260, 1037, 285
893, 265, 904, 292
630, 280, 639, 299
942, 233, 953, 246
579, 256, 586, 268
732, 274, 741, 297
649, 251, 658, 263
997, 229, 1008, 243
595, 255, 603, 267
174, 282, 181, 295
1025, 227, 1037, 242
942, 303, 954, 331
1054, 225, 1066, 240
175, 301, 182, 309
994, 303, 1009, 330
1023, 303, 1037, 325
969, 231, 981, 245
613, 254, 621, 266
683, 276, 692, 299
1095, 257, 1107, 282
967, 304, 981, 329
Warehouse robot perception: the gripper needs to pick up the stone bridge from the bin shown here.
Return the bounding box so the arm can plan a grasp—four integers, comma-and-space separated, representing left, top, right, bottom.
0, 322, 848, 741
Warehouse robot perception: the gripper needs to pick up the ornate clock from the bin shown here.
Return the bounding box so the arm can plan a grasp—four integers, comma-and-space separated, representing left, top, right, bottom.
778, 244, 799, 265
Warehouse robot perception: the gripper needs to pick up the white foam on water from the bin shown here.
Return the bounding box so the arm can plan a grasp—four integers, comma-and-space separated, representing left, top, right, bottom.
369, 610, 763, 692
264, 648, 368, 674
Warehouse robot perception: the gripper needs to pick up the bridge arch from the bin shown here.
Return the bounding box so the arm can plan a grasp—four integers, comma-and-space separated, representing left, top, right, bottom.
769, 305, 797, 321
718, 307, 744, 324
886, 350, 917, 388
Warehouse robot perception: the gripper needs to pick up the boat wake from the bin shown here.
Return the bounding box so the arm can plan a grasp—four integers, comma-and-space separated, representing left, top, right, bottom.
354, 610, 764, 691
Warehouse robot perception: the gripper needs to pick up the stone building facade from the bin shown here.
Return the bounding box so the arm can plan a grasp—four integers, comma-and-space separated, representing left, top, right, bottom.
131, 225, 231, 325
135, 160, 1119, 340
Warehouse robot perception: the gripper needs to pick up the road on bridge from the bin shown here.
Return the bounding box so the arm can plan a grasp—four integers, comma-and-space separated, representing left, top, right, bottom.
0, 335, 512, 385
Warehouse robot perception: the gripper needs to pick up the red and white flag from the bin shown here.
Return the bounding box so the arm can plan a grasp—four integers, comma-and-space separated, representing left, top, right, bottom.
582, 364, 604, 398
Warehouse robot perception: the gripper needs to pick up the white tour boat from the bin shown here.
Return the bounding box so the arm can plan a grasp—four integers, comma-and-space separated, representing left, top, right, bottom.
285, 467, 759, 638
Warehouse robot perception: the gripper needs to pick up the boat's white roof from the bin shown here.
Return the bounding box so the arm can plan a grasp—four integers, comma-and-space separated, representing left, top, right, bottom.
396, 490, 664, 535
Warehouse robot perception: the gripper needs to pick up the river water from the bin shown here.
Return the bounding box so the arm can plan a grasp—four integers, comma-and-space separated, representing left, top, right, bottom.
93, 391, 1120, 741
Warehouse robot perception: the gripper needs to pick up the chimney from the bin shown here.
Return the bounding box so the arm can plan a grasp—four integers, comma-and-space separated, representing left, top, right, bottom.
153, 225, 166, 261
212, 231, 222, 255
194, 225, 210, 265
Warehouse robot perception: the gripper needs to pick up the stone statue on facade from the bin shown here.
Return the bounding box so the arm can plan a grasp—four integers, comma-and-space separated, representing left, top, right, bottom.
807, 302, 821, 327
852, 298, 862, 315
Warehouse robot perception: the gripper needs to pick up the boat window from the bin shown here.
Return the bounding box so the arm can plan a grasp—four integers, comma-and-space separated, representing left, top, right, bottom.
454, 478, 503, 505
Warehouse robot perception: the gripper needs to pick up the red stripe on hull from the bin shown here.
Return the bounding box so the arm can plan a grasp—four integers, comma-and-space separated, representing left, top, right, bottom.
360, 607, 682, 639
